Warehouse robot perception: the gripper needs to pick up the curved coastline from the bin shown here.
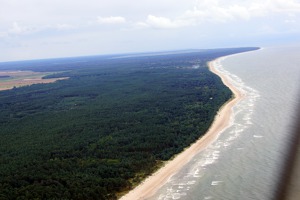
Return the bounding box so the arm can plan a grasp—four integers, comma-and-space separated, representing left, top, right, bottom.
120, 57, 243, 200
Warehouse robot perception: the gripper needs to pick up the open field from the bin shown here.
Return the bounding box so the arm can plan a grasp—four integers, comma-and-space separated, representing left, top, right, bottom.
0, 71, 68, 91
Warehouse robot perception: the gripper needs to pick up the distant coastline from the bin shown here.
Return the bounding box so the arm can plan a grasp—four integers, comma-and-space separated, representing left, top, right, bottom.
120, 57, 244, 200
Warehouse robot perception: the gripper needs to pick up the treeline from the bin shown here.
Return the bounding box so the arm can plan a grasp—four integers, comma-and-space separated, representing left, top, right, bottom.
0, 48, 257, 199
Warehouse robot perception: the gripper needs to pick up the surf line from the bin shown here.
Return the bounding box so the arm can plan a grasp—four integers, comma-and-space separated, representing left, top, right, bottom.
120, 57, 243, 200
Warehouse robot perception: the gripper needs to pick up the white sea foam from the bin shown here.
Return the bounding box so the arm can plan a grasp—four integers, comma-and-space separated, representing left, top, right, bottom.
253, 135, 264, 138
151, 55, 260, 200
172, 193, 181, 199
211, 181, 223, 186
187, 181, 196, 185
151, 46, 300, 200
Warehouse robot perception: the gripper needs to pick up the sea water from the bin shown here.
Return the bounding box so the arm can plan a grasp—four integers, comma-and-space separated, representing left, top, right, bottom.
148, 45, 300, 200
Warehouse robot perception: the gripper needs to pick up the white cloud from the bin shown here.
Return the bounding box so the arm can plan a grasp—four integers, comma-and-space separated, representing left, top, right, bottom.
268, 0, 300, 12
8, 22, 32, 35
1, 0, 300, 61
227, 5, 251, 20
9, 22, 75, 35
0, 21, 79, 39
284, 19, 297, 24
145, 15, 189, 29
182, 1, 255, 24
55, 24, 75, 31
97, 16, 126, 24
140, 0, 300, 29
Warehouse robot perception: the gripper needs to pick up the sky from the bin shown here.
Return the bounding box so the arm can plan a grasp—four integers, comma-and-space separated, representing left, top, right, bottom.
1, 0, 300, 62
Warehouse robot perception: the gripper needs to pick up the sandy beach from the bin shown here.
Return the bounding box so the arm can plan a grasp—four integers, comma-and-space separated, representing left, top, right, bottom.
120, 57, 243, 200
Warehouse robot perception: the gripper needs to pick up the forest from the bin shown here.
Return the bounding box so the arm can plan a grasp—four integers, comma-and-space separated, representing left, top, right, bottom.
0, 48, 258, 199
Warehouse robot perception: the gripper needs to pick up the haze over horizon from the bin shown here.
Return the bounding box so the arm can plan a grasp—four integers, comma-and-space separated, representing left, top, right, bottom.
1, 0, 300, 62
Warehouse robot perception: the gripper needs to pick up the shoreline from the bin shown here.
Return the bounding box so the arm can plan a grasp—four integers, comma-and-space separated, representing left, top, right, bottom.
120, 57, 243, 200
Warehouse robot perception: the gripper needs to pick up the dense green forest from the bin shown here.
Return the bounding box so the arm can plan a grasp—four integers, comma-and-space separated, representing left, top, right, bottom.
0, 48, 258, 199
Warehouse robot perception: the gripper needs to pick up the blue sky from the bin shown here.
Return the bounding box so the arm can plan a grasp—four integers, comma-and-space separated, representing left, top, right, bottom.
1, 0, 300, 61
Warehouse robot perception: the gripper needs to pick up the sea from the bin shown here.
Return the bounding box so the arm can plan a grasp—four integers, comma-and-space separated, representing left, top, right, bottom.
148, 45, 300, 200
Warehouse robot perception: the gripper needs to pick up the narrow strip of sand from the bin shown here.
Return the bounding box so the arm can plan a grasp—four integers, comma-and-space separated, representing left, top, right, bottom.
120, 57, 243, 200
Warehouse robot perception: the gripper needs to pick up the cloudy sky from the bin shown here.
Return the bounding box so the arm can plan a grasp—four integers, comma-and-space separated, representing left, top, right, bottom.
1, 0, 300, 61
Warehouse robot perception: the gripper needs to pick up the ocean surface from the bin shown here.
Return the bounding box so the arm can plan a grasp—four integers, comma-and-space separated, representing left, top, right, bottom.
148, 45, 300, 200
